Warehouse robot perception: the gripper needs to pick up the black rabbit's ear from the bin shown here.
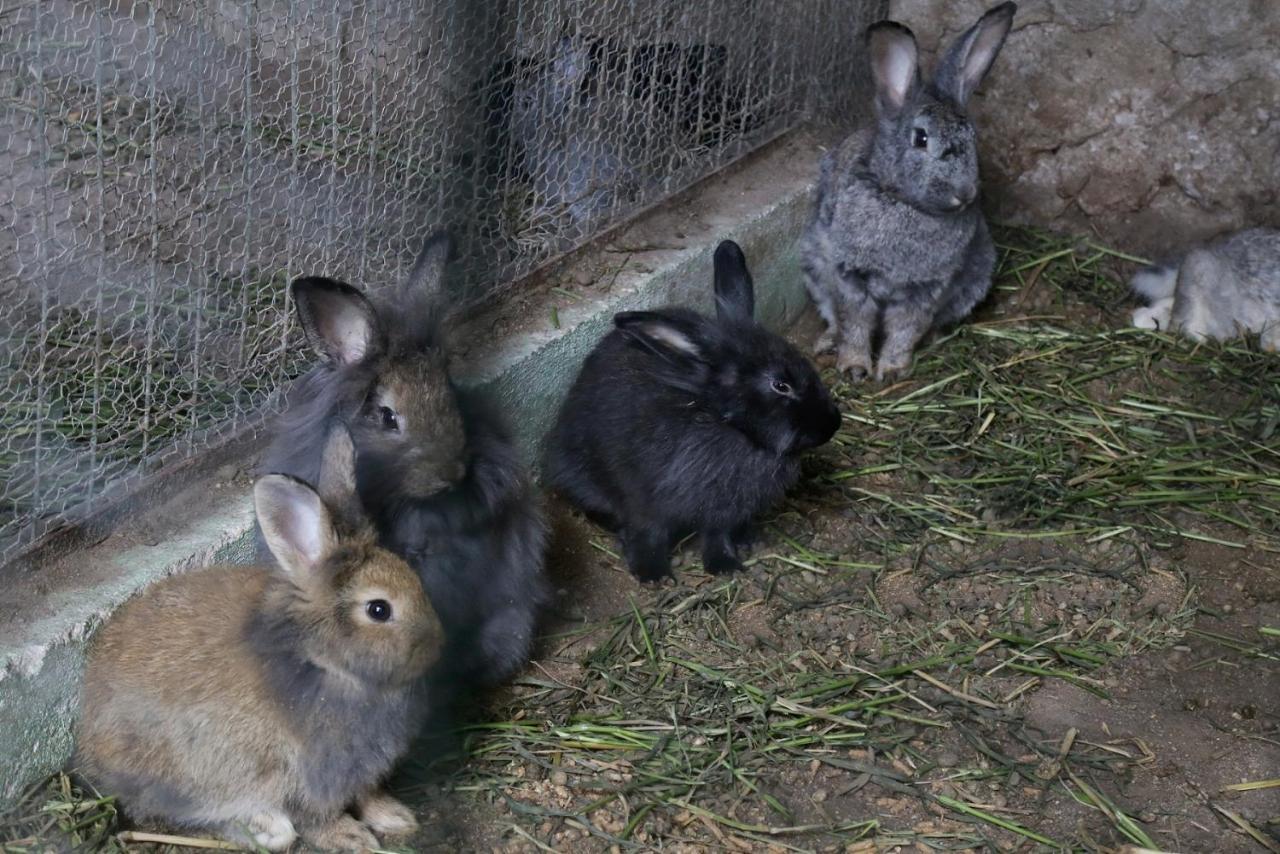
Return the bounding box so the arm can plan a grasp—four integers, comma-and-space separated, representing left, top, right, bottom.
615, 311, 704, 359
255, 474, 336, 583
713, 240, 754, 323
615, 311, 709, 392
291, 277, 383, 366
867, 21, 919, 116
934, 2, 1015, 107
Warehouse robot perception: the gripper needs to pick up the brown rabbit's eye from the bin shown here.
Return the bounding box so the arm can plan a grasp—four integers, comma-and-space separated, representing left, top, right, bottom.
366, 600, 392, 622
771, 380, 793, 396
379, 406, 399, 431
912, 127, 928, 149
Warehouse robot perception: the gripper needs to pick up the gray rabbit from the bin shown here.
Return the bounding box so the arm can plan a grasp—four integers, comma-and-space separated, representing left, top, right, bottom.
800, 3, 1016, 381
511, 36, 638, 233
1130, 227, 1280, 350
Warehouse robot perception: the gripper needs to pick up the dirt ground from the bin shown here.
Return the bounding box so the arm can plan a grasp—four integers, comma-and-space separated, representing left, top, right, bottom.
397, 523, 1277, 853
5, 226, 1278, 853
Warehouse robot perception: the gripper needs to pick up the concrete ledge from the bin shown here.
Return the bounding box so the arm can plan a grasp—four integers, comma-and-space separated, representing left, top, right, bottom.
0, 131, 825, 803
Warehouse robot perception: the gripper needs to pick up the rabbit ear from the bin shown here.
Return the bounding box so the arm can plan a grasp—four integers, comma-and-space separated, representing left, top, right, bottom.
934, 2, 1015, 107
316, 422, 361, 528
395, 230, 456, 352
291, 277, 383, 366
614, 311, 710, 393
404, 229, 453, 300
713, 240, 755, 323
551, 35, 590, 85
255, 474, 337, 580
615, 311, 704, 359
867, 21, 919, 116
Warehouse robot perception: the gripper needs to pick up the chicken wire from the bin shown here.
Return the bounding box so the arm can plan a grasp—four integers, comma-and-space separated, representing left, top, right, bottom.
0, 0, 882, 565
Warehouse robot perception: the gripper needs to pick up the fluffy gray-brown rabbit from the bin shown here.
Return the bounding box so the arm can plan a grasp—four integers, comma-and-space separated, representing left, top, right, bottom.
801, 3, 1016, 381
74, 425, 441, 852
262, 231, 547, 691
1130, 227, 1280, 350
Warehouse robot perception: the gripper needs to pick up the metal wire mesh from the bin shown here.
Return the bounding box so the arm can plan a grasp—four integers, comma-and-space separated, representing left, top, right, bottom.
0, 0, 882, 565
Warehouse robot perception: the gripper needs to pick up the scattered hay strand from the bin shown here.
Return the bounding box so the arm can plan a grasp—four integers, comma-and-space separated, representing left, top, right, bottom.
115, 831, 240, 849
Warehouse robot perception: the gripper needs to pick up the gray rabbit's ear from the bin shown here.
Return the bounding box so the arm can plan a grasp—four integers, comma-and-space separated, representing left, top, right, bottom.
255, 474, 337, 582
867, 21, 919, 116
713, 240, 755, 323
403, 229, 452, 300
934, 2, 1016, 107
291, 277, 383, 366
316, 422, 362, 528
398, 229, 457, 351
552, 35, 590, 84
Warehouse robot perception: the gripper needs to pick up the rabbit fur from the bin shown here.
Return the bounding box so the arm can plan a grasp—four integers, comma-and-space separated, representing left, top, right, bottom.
75, 426, 441, 852
511, 36, 646, 232
800, 2, 1017, 381
261, 232, 548, 691
544, 240, 841, 582
1130, 227, 1280, 350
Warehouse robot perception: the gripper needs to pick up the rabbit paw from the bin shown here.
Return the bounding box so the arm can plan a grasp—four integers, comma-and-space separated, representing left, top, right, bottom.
731, 525, 756, 553
813, 328, 836, 355
631, 562, 673, 584
357, 790, 418, 837
304, 815, 380, 852
835, 347, 873, 380
703, 528, 748, 575
622, 527, 673, 583
244, 812, 297, 852
1131, 298, 1173, 331
705, 552, 745, 576
874, 357, 913, 384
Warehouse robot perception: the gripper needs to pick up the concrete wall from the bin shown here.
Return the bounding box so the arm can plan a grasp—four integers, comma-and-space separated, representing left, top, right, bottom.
888, 0, 1280, 256
0, 513, 257, 804
0, 133, 825, 803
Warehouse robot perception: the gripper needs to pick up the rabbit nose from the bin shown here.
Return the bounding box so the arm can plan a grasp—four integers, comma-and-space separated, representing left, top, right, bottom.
821, 403, 841, 441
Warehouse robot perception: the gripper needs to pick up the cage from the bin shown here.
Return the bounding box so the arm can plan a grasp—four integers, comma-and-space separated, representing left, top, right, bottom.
0, 0, 885, 566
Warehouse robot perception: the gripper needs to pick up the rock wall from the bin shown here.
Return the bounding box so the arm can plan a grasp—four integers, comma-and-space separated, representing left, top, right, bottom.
888, 0, 1280, 256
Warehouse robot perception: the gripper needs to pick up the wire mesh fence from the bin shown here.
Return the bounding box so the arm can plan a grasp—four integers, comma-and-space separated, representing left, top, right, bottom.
0, 0, 882, 565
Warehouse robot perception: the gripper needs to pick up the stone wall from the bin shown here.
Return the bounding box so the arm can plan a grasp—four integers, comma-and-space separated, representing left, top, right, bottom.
888, 0, 1280, 256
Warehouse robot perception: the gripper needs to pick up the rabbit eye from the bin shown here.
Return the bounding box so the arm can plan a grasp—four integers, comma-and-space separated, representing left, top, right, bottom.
378, 406, 399, 431
771, 380, 793, 396
366, 599, 392, 622
912, 127, 928, 149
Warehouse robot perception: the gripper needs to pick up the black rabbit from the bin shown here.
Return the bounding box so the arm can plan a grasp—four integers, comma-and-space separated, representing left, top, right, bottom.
544, 240, 841, 582
261, 232, 548, 690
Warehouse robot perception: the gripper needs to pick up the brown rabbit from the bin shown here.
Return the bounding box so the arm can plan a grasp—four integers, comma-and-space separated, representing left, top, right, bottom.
73, 425, 443, 851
